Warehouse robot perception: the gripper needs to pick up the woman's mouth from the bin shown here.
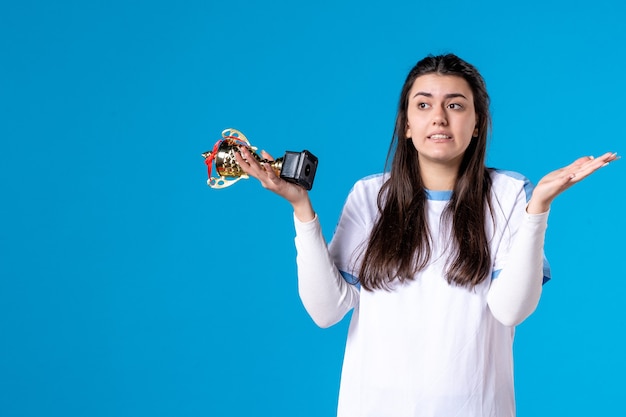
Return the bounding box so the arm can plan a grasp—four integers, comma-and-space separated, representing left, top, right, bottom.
429, 134, 452, 140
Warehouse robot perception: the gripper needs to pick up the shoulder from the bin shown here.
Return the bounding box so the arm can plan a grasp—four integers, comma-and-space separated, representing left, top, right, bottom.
337, 173, 387, 221
488, 168, 535, 202
348, 173, 388, 197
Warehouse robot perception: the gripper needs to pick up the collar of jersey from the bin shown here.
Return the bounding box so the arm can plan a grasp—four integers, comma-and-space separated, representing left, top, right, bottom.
425, 189, 452, 201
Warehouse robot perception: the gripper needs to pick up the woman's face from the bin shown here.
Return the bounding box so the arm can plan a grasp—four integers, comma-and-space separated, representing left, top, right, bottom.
405, 74, 478, 170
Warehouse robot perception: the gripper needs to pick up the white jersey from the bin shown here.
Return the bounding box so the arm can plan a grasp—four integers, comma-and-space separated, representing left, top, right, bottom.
318, 169, 550, 417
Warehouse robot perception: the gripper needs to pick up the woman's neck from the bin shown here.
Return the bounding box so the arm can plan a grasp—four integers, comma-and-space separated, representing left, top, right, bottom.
420, 162, 458, 191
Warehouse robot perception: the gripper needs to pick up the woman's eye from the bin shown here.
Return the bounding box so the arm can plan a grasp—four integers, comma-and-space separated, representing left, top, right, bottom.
418, 103, 430, 109
448, 103, 463, 110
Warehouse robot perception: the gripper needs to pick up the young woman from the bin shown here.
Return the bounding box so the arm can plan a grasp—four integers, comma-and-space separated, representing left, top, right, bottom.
234, 54, 618, 417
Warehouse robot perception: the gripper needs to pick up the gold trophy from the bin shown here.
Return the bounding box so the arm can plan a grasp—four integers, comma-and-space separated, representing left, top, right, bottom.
202, 128, 318, 190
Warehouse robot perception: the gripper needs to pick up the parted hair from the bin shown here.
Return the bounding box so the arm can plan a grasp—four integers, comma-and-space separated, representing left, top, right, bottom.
358, 54, 494, 291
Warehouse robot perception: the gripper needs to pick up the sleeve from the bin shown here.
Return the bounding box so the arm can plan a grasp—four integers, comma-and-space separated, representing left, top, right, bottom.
294, 214, 360, 328
487, 209, 550, 327
327, 179, 377, 282
490, 172, 551, 284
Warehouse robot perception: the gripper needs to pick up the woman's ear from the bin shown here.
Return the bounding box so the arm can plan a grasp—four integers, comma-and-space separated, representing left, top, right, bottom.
406, 124, 412, 139
473, 127, 478, 137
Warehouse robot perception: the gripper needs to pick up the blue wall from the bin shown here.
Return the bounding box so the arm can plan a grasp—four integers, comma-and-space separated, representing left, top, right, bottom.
1, 0, 624, 415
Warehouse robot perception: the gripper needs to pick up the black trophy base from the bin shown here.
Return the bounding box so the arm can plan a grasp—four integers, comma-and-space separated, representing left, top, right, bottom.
279, 150, 318, 191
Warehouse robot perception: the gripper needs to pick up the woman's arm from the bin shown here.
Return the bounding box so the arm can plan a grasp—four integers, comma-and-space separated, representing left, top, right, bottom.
294, 215, 360, 328
488, 152, 618, 326
487, 211, 548, 326
235, 146, 358, 327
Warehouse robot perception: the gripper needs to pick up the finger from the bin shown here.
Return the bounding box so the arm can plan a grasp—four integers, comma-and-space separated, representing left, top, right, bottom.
239, 148, 285, 185
560, 152, 616, 179
234, 147, 263, 177
260, 150, 275, 161
259, 161, 281, 181
569, 153, 617, 182
572, 155, 595, 166
576, 152, 619, 169
596, 151, 620, 164
233, 147, 251, 171
563, 156, 595, 173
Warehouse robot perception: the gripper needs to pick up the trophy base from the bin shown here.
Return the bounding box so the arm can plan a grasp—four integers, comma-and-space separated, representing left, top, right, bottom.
279, 150, 318, 191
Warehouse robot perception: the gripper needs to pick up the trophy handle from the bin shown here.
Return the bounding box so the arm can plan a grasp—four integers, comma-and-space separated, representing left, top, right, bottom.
220, 128, 250, 147
207, 175, 246, 189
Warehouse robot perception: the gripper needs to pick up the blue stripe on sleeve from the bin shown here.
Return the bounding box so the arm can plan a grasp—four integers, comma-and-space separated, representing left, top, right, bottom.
542, 255, 551, 284
491, 262, 551, 286
493, 169, 535, 202
340, 271, 361, 289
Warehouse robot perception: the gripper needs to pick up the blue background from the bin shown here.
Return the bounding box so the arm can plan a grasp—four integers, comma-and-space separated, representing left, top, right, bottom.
1, 0, 624, 416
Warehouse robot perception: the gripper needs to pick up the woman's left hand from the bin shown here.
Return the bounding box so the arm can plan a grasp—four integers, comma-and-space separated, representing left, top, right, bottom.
527, 151, 619, 214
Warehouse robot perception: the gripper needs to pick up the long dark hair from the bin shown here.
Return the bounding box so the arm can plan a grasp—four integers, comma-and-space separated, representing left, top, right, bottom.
358, 54, 494, 291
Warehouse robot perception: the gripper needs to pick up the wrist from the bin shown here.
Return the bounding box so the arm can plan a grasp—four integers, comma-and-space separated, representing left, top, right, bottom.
526, 198, 551, 215
292, 196, 315, 222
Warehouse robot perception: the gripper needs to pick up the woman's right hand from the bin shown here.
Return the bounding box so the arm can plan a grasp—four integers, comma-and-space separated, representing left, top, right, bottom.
234, 146, 316, 222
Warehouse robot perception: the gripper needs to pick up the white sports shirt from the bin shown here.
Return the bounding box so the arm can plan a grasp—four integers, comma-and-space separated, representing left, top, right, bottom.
294, 169, 550, 417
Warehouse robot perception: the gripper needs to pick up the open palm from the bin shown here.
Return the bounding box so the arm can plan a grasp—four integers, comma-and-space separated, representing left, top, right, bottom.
527, 151, 619, 214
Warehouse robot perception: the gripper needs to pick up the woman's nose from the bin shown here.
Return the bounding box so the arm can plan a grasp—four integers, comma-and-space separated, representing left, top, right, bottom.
432, 107, 448, 125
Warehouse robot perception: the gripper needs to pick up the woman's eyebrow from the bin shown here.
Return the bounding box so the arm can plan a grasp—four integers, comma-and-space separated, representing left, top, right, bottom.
411, 92, 468, 100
